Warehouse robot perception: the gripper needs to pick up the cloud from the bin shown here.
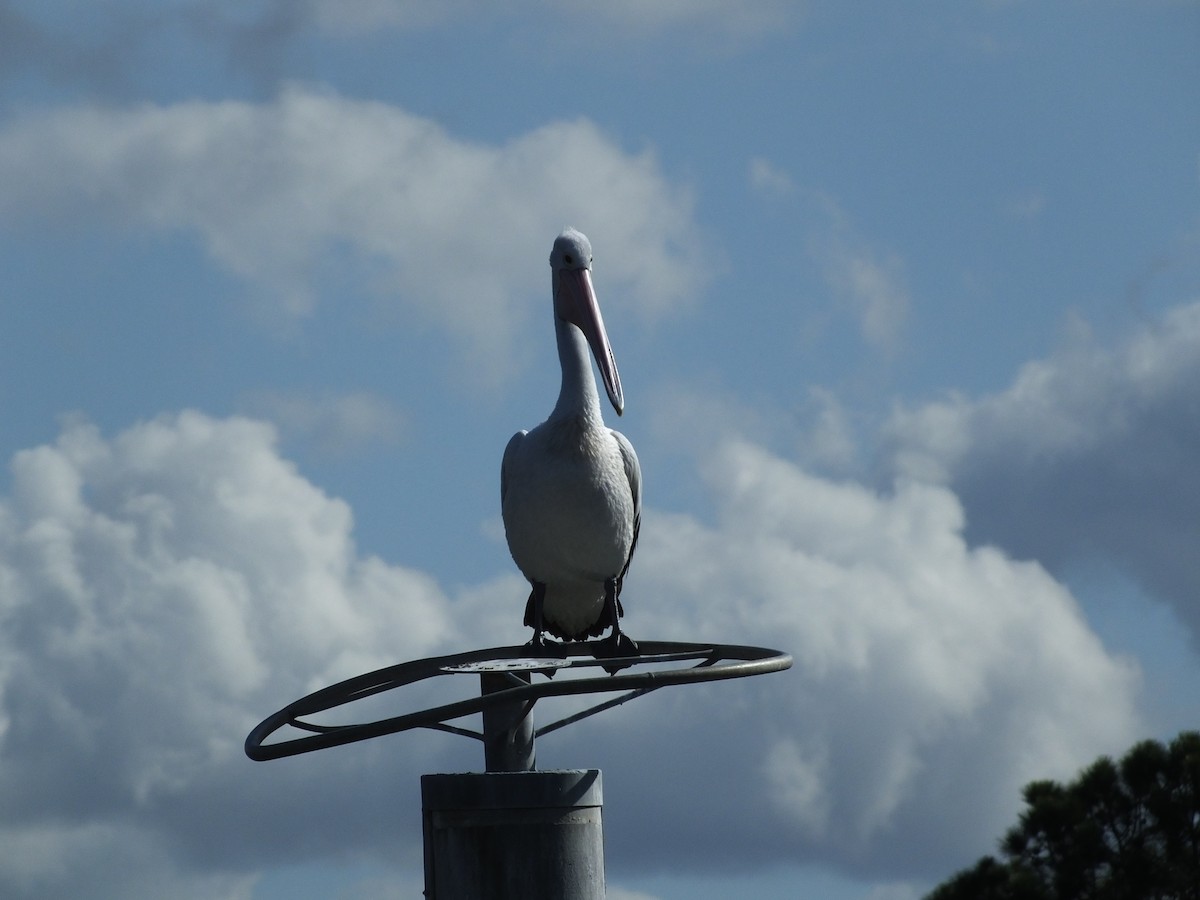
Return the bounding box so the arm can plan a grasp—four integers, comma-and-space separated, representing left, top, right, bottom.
749, 156, 797, 197
238, 389, 406, 456
307, 0, 798, 38
0, 411, 1141, 894
866, 886, 923, 900
821, 245, 910, 352
552, 0, 797, 37
541, 440, 1140, 878
307, 0, 473, 34
0, 86, 707, 375
0, 0, 797, 102
0, 822, 257, 900
0, 411, 457, 898
0, 1, 130, 94
797, 386, 862, 473
607, 888, 664, 900
885, 301, 1200, 648
1001, 189, 1046, 221
803, 196, 911, 353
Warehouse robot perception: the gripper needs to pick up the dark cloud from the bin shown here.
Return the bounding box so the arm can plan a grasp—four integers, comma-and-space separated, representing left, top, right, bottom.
888, 302, 1200, 649
0, 1, 130, 96
0, 0, 313, 105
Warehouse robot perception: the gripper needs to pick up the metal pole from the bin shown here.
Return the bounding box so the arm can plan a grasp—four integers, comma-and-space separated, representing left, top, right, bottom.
480, 671, 536, 773
421, 769, 605, 900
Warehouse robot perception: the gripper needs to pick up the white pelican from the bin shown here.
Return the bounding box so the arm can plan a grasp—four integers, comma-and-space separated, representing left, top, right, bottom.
501, 228, 641, 659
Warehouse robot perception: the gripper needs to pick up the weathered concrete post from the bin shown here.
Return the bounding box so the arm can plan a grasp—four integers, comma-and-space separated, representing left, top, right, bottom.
420, 672, 606, 898
421, 769, 605, 899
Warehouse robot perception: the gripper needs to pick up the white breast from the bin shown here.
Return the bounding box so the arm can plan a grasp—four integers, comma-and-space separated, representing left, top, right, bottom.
502, 416, 636, 635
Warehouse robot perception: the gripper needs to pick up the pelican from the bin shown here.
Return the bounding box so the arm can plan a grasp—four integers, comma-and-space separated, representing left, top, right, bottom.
501, 228, 641, 659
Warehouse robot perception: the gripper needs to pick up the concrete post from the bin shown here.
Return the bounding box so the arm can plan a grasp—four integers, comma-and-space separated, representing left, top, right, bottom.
421, 769, 605, 899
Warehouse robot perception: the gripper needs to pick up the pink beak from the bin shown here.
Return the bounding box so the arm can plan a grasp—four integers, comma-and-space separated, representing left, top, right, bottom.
558, 267, 624, 415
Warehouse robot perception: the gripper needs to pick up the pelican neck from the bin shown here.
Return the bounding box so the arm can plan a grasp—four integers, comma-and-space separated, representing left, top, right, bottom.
550, 315, 604, 424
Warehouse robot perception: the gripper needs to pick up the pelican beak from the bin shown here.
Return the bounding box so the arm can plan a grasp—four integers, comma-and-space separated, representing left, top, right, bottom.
559, 267, 624, 415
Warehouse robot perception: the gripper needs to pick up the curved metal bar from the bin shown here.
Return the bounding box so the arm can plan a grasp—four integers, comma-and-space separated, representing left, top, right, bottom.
245, 641, 792, 761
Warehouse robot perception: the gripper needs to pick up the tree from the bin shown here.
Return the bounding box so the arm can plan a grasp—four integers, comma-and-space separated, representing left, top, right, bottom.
926, 731, 1200, 900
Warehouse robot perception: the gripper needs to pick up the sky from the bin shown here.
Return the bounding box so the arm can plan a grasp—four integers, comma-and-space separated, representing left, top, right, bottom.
0, 1, 1197, 898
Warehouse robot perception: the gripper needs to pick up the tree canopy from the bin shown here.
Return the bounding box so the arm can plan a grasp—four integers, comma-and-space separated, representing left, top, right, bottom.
926, 731, 1200, 900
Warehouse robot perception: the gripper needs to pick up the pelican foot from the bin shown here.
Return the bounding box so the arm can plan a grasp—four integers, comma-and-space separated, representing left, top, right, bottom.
526, 634, 556, 680
524, 634, 567, 675
525, 634, 568, 653
596, 632, 639, 675
525, 632, 548, 651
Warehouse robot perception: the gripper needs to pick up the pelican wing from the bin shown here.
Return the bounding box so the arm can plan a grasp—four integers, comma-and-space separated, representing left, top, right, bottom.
611, 428, 641, 581
500, 430, 526, 506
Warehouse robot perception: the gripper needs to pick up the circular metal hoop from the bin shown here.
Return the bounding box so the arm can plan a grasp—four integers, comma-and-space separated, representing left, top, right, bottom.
245, 641, 792, 761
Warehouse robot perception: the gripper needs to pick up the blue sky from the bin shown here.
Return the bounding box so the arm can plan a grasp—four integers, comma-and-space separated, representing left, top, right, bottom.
0, 1, 1197, 898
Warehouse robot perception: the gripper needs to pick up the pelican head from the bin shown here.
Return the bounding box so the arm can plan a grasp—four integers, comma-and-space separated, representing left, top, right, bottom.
550, 227, 624, 415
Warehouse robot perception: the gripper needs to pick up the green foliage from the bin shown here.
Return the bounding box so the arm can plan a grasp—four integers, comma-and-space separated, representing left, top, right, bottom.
926, 732, 1200, 900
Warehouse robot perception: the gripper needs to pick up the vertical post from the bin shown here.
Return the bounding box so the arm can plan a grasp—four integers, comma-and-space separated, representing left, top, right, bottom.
480, 672, 535, 773
421, 769, 605, 900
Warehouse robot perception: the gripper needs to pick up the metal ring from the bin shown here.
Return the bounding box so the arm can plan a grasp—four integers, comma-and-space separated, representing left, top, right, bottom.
246, 641, 792, 761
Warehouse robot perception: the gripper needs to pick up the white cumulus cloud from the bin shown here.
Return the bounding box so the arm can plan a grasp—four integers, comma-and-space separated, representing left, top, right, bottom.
543, 439, 1141, 876
0, 411, 456, 898
238, 388, 406, 456
0, 409, 1143, 894
0, 87, 707, 375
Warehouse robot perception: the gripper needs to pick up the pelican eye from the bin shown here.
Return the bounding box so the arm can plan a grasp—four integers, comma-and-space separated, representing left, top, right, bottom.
564, 253, 574, 265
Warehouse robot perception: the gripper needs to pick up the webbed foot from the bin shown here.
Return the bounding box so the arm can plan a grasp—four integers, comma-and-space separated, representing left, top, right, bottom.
596, 630, 639, 675
525, 632, 548, 651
